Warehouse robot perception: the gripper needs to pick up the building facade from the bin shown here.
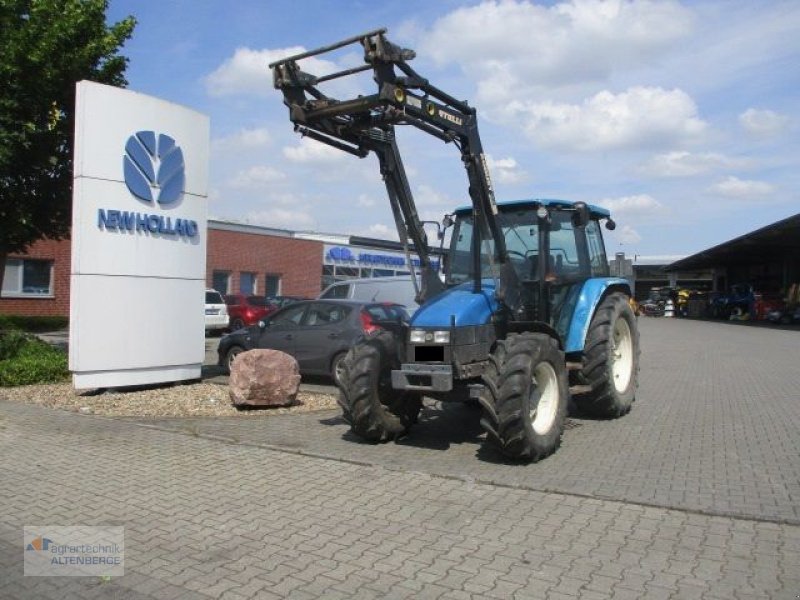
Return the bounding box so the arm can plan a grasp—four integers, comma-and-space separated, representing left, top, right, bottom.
1, 221, 439, 318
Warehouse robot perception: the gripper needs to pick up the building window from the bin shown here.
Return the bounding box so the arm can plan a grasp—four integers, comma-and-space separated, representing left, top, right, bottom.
240, 272, 257, 295
2, 259, 53, 297
212, 271, 230, 295
264, 274, 281, 298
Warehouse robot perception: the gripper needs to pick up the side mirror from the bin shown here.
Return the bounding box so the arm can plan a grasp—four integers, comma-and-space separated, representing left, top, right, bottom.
605, 218, 616, 231
258, 320, 267, 329
442, 213, 454, 230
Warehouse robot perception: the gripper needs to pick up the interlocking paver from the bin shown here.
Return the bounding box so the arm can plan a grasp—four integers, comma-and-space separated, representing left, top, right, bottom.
1, 319, 800, 599
184, 319, 800, 524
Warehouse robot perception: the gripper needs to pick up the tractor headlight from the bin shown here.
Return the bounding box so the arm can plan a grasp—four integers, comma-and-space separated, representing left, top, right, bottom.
410, 329, 450, 344
433, 331, 450, 344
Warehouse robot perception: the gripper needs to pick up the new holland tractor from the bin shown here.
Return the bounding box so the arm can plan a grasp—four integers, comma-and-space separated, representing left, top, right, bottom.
270, 29, 640, 462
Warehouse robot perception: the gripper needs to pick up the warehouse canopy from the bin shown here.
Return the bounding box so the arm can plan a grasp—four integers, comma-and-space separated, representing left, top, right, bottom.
667, 213, 800, 271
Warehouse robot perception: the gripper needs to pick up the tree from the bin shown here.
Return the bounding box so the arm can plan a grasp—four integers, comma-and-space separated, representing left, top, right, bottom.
0, 0, 135, 291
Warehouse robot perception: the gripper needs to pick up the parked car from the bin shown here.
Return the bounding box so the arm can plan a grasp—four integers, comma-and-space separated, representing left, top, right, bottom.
205, 289, 229, 333
217, 299, 409, 384
319, 275, 418, 312
710, 283, 756, 319
265, 295, 307, 309
225, 294, 279, 330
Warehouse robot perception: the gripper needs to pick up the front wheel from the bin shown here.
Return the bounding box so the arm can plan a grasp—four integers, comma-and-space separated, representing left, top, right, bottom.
480, 333, 568, 461
573, 292, 640, 418
224, 345, 244, 374
338, 331, 421, 442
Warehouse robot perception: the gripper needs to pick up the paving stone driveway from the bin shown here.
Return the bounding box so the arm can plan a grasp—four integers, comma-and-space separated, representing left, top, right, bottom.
1, 318, 799, 599
184, 318, 800, 525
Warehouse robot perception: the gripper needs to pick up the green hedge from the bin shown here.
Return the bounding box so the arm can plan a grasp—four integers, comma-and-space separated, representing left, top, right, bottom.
0, 331, 69, 386
0, 315, 69, 332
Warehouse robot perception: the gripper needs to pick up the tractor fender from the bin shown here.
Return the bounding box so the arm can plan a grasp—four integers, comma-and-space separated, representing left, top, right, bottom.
564, 278, 632, 353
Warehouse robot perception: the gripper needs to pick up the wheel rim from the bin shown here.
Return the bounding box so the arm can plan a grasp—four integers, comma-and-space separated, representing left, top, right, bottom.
611, 317, 633, 392
530, 362, 559, 435
227, 348, 241, 371
332, 355, 345, 386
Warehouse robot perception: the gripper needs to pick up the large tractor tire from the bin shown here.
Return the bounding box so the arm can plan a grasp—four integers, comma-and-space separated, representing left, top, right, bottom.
337, 330, 421, 442
573, 292, 640, 418
479, 333, 568, 461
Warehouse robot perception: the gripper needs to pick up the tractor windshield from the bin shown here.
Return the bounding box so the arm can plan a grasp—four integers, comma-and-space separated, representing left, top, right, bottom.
447, 209, 541, 285
447, 208, 603, 286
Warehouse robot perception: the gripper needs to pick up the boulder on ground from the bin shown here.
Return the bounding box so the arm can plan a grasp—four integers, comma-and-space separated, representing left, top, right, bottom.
229, 349, 301, 408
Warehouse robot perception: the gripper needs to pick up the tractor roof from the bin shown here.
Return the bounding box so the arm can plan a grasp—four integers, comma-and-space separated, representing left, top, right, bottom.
454, 198, 611, 219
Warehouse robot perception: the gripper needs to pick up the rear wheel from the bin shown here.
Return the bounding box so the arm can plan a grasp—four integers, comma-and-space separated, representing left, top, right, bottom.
479, 333, 568, 461
330, 352, 346, 387
338, 331, 421, 442
230, 317, 245, 331
573, 292, 640, 418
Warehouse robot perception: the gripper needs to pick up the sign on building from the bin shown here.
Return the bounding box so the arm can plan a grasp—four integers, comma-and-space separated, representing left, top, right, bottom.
69, 81, 209, 388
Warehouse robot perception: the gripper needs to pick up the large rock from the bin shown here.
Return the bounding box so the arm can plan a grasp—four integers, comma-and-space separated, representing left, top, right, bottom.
229, 349, 301, 408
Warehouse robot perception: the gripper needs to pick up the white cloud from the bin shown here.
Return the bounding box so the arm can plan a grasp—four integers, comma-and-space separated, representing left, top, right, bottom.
204, 46, 340, 97
283, 138, 348, 164
599, 194, 663, 216
414, 184, 460, 208
709, 176, 774, 198
639, 151, 750, 177
229, 165, 286, 188
360, 223, 399, 241
739, 108, 791, 138
485, 155, 528, 184
211, 127, 272, 156
513, 87, 706, 151
422, 0, 692, 88
616, 224, 642, 245
356, 194, 376, 208
245, 208, 315, 229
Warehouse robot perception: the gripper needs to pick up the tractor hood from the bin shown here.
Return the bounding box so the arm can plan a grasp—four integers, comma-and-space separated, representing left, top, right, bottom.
411, 280, 498, 328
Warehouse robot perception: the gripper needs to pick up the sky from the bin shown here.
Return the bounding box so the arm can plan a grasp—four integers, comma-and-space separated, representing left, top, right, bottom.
106, 0, 800, 260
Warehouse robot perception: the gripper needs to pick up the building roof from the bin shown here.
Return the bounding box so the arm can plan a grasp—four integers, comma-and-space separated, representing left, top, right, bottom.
666, 212, 800, 271
208, 219, 293, 238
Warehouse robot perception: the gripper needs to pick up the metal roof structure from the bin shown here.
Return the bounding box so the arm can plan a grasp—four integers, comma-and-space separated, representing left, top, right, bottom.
667, 213, 800, 271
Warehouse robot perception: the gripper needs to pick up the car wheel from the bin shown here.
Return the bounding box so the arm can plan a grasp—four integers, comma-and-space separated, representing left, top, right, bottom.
225, 346, 244, 374
231, 318, 245, 331
331, 352, 346, 387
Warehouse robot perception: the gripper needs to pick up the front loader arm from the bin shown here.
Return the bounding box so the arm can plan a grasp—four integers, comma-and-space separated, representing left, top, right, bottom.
269, 28, 518, 304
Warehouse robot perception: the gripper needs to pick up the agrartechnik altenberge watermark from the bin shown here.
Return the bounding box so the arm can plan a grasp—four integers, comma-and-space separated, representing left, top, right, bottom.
24, 526, 124, 577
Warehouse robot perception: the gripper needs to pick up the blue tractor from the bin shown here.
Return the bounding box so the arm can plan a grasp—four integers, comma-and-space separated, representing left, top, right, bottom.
271, 29, 640, 461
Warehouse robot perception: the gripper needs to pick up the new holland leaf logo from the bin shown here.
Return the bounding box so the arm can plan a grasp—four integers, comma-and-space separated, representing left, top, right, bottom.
123, 131, 185, 206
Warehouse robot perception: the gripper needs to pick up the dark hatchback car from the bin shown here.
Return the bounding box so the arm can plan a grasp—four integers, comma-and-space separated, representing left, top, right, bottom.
217, 299, 409, 384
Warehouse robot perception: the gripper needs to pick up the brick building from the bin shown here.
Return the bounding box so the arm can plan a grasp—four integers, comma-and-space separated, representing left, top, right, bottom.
205, 221, 322, 298
1, 220, 324, 318
0, 238, 72, 317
